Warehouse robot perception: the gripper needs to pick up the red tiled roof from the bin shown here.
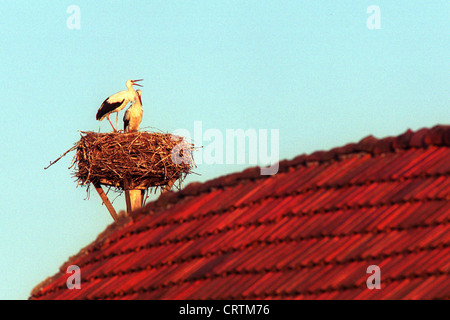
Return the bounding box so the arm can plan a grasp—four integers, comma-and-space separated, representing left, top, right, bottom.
31, 125, 450, 300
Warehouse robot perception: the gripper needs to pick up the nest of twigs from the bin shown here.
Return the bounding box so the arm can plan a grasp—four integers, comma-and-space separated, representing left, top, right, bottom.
71, 131, 195, 191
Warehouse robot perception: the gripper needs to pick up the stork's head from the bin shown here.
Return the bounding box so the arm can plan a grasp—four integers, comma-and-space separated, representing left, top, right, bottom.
126, 79, 143, 89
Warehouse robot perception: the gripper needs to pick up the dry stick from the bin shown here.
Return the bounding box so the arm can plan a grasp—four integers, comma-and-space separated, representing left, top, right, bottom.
142, 189, 150, 206
161, 178, 177, 194
111, 189, 123, 204
93, 181, 118, 222
129, 132, 142, 147
44, 145, 77, 170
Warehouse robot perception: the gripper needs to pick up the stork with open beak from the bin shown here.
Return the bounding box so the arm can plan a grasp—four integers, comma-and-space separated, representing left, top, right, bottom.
123, 89, 143, 133
96, 79, 143, 131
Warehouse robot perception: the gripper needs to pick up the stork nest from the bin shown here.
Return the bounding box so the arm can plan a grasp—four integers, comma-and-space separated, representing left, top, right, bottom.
71, 131, 195, 191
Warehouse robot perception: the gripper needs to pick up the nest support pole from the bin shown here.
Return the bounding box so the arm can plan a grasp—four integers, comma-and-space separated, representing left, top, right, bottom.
93, 182, 119, 222
124, 180, 145, 214
162, 178, 177, 194
93, 177, 179, 219
125, 190, 144, 213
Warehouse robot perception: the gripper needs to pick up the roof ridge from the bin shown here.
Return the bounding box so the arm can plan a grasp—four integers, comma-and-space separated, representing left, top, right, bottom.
137, 124, 450, 215
133, 171, 448, 227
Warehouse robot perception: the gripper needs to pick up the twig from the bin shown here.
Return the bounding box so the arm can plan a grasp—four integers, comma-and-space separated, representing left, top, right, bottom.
44, 145, 77, 170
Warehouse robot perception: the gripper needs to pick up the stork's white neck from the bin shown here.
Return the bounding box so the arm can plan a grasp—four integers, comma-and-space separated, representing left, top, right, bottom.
126, 81, 134, 91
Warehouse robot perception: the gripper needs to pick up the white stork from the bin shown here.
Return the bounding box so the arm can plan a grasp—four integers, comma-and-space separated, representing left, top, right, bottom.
123, 89, 143, 133
96, 79, 143, 131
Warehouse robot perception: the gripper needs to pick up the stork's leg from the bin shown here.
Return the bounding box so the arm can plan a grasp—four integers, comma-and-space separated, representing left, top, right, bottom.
116, 112, 119, 132
106, 114, 117, 132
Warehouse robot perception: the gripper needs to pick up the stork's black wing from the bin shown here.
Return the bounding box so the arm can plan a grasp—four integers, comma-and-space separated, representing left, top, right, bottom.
96, 98, 125, 120
123, 109, 131, 133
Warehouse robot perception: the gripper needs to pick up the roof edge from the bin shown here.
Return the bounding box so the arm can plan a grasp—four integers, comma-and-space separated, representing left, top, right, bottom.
29, 213, 133, 299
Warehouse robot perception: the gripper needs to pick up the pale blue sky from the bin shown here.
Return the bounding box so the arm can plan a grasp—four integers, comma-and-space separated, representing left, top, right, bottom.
0, 1, 448, 299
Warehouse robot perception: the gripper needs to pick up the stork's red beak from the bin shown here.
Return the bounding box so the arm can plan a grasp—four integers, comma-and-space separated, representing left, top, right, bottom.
132, 79, 143, 87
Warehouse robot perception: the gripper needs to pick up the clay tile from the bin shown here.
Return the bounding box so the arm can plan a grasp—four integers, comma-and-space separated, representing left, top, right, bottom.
356, 135, 378, 153
180, 182, 203, 196
326, 142, 359, 158
337, 142, 358, 155
219, 173, 238, 186
320, 149, 338, 162
221, 174, 235, 184
201, 177, 224, 191
276, 159, 291, 173
155, 190, 179, 208
289, 154, 307, 167
279, 154, 307, 172
239, 166, 260, 180
307, 150, 327, 162
443, 127, 450, 146
373, 137, 394, 155
409, 128, 428, 147
424, 125, 447, 146
392, 129, 413, 150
